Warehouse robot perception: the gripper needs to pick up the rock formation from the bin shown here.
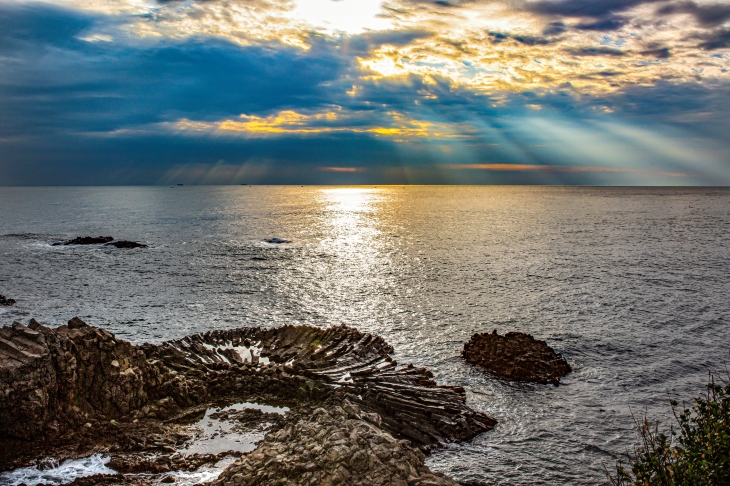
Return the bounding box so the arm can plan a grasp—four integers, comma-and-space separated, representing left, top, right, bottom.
0, 295, 15, 306
462, 331, 571, 385
51, 237, 147, 248
0, 318, 496, 484
53, 236, 114, 246
105, 241, 148, 249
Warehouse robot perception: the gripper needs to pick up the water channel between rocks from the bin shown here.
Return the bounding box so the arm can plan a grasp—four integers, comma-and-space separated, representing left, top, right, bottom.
0, 402, 289, 486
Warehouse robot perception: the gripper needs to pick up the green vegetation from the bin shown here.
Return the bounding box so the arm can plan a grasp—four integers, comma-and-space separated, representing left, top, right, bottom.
607, 377, 730, 486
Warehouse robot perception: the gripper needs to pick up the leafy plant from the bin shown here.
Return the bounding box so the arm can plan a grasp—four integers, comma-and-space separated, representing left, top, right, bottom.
607, 376, 730, 486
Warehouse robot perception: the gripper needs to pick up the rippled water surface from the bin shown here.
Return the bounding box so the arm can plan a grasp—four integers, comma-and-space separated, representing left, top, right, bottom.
1, 186, 729, 485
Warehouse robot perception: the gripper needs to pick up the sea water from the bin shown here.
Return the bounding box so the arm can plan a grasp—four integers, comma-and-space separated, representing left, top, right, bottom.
1, 186, 729, 485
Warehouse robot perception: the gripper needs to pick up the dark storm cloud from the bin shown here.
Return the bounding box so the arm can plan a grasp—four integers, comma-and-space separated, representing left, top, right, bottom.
0, 4, 348, 137
575, 16, 628, 31
696, 28, 730, 50
657, 1, 730, 27
525, 0, 661, 18
641, 46, 671, 58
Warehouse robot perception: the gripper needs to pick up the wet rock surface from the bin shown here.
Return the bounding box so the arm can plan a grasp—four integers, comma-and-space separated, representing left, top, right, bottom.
104, 241, 148, 249
0, 318, 496, 485
462, 331, 571, 385
52, 236, 114, 246
0, 295, 15, 306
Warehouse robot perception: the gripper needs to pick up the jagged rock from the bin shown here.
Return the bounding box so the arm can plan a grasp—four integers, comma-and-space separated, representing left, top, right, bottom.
462, 331, 571, 385
52, 236, 114, 246
0, 318, 496, 483
0, 295, 15, 306
214, 400, 460, 486
105, 241, 148, 249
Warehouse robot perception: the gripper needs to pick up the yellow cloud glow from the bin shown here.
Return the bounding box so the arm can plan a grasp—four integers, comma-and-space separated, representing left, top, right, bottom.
176, 109, 453, 141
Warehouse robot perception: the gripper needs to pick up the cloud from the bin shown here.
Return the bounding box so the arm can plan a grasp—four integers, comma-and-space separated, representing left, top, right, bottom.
697, 28, 730, 50
657, 1, 730, 27
0, 1, 729, 185
575, 16, 628, 31
525, 0, 660, 18
568, 46, 626, 56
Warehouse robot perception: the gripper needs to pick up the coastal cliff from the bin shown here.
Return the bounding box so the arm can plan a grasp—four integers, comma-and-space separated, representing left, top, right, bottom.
0, 318, 496, 485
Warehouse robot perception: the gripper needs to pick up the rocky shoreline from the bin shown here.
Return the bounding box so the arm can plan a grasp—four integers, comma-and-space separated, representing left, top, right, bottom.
0, 318, 496, 485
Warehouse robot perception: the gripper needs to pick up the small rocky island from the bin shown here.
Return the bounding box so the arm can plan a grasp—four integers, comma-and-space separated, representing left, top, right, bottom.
462, 331, 572, 385
52, 236, 147, 248
0, 295, 15, 306
0, 318, 496, 485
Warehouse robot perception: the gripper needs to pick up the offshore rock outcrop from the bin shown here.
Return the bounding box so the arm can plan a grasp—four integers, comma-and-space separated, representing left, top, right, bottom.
104, 241, 148, 249
51, 236, 147, 248
462, 331, 572, 385
53, 236, 114, 246
0, 295, 15, 306
0, 318, 495, 484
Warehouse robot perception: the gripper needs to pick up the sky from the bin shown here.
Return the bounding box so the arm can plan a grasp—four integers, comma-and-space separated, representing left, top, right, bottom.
1, 0, 729, 185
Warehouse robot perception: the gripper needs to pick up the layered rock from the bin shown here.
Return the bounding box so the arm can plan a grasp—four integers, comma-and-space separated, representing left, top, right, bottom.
1, 318, 496, 484
462, 331, 571, 385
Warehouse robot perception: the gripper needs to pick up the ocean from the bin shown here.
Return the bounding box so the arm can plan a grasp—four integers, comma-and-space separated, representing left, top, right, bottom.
1, 185, 729, 485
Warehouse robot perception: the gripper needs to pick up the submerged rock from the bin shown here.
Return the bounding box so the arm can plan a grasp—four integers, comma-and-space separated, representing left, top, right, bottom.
264, 238, 289, 244
52, 236, 114, 246
462, 331, 571, 385
0, 318, 496, 484
0, 295, 15, 306
105, 241, 148, 249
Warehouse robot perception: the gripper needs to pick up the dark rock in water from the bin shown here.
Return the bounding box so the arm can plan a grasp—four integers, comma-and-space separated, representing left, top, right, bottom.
0, 318, 496, 485
0, 295, 15, 306
52, 236, 114, 246
105, 241, 148, 249
264, 237, 289, 244
462, 331, 571, 385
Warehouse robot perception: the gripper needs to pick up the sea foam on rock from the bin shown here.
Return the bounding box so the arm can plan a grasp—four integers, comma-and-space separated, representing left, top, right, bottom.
1, 318, 496, 484
462, 330, 572, 385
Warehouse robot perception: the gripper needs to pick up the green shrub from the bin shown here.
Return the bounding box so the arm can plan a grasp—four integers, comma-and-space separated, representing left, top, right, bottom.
607, 377, 730, 486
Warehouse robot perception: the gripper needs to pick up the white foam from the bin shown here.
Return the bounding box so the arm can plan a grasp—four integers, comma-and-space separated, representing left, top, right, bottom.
0, 454, 115, 486
164, 456, 238, 485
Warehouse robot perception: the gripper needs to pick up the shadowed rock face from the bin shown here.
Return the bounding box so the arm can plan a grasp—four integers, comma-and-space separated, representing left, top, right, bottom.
462, 331, 572, 385
0, 318, 496, 484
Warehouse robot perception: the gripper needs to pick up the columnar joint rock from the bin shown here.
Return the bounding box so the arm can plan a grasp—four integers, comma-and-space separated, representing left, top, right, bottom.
1, 318, 497, 484
462, 330, 572, 385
